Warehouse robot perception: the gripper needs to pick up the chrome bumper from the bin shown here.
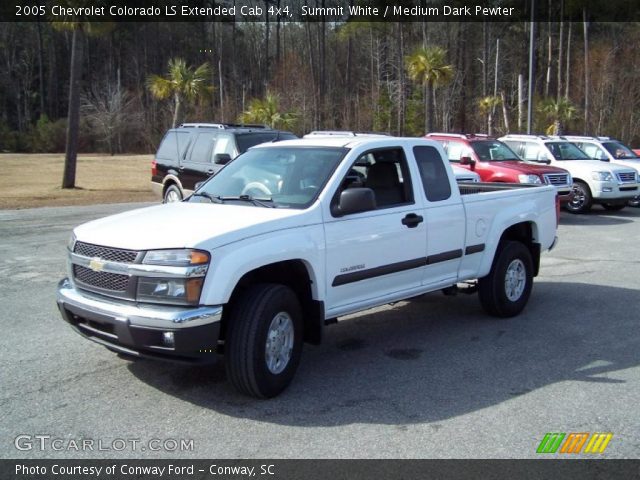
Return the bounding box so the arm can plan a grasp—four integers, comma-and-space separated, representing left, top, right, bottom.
57, 278, 222, 363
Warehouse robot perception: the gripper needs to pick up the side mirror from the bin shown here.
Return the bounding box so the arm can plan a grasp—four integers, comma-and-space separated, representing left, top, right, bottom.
214, 153, 232, 165
460, 156, 476, 170
332, 188, 376, 216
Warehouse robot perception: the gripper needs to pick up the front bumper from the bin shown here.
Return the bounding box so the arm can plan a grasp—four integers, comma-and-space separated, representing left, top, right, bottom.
592, 182, 638, 201
57, 278, 222, 364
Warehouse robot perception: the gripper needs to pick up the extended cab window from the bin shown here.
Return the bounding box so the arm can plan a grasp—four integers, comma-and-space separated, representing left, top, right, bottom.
339, 147, 413, 209
413, 146, 451, 202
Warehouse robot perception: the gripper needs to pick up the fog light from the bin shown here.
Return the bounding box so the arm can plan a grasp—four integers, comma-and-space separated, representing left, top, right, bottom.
162, 332, 175, 348
603, 187, 613, 192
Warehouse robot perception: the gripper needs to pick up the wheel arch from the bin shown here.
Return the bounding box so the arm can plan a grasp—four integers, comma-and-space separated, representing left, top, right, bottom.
162, 174, 183, 197
496, 221, 541, 276
220, 259, 324, 348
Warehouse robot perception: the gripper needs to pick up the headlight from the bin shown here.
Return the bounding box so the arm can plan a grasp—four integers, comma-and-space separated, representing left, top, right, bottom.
591, 171, 613, 182
143, 249, 209, 266
67, 233, 77, 252
137, 249, 209, 305
518, 174, 542, 184
137, 277, 204, 305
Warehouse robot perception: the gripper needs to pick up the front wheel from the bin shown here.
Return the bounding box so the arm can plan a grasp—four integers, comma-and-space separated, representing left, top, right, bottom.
565, 181, 592, 214
478, 241, 534, 318
602, 203, 626, 211
627, 196, 640, 208
225, 284, 303, 398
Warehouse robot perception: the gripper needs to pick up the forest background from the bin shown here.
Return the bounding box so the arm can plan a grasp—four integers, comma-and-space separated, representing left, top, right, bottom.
2, 4, 640, 155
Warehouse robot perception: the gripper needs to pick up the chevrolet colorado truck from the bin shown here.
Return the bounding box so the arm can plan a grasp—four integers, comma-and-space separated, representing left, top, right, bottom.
57, 137, 558, 398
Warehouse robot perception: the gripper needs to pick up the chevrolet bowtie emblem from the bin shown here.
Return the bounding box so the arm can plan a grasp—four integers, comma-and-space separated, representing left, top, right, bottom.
88, 258, 106, 272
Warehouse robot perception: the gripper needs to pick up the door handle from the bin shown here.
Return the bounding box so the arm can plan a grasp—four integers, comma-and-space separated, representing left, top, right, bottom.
401, 213, 424, 228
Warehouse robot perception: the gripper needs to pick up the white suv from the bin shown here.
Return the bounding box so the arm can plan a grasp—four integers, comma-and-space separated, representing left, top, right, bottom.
562, 136, 640, 207
500, 134, 639, 213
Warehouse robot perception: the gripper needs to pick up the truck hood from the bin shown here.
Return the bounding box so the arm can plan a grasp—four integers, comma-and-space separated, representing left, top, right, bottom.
496, 161, 569, 175
73, 202, 315, 251
608, 159, 640, 173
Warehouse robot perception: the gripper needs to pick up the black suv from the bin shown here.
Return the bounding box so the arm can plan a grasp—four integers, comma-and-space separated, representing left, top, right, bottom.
151, 123, 298, 202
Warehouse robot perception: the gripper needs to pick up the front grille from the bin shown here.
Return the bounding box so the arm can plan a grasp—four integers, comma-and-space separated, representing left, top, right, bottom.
74, 241, 139, 263
73, 265, 129, 292
617, 172, 637, 183
543, 173, 570, 186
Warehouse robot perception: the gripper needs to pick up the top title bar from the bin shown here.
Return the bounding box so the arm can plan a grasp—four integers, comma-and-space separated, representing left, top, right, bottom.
3, 0, 640, 23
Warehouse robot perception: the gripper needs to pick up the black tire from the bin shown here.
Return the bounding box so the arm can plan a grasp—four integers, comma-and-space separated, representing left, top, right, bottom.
225, 284, 303, 398
565, 181, 592, 214
602, 203, 626, 211
163, 184, 183, 203
629, 196, 640, 208
478, 241, 534, 318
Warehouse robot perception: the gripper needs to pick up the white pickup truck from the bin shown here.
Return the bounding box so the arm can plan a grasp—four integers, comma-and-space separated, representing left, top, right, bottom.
57, 137, 558, 397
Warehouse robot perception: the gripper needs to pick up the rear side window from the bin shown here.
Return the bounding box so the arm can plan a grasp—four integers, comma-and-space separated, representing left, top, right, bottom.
156, 131, 190, 161
445, 140, 468, 161
413, 146, 451, 202
578, 143, 607, 160
189, 133, 215, 163
522, 142, 543, 160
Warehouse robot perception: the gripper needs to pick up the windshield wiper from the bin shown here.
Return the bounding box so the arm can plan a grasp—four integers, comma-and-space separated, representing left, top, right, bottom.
191, 192, 224, 203
218, 195, 276, 208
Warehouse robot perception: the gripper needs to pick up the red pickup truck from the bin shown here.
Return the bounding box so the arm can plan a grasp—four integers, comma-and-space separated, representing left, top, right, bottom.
426, 133, 573, 204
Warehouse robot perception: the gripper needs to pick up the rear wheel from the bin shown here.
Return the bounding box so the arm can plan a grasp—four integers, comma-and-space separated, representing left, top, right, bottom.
565, 181, 592, 214
478, 241, 533, 318
163, 184, 183, 203
225, 284, 303, 398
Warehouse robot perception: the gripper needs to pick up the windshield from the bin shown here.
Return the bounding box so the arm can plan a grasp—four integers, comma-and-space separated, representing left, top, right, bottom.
189, 146, 346, 209
602, 141, 639, 159
470, 140, 520, 161
236, 132, 298, 153
545, 142, 591, 160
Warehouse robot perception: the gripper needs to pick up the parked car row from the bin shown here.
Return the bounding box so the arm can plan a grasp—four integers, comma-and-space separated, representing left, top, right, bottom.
150, 124, 640, 215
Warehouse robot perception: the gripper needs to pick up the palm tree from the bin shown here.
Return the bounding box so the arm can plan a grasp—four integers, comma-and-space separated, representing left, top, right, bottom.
478, 95, 502, 135
238, 92, 297, 129
405, 46, 454, 133
538, 97, 577, 135
147, 58, 212, 128
52, 3, 113, 188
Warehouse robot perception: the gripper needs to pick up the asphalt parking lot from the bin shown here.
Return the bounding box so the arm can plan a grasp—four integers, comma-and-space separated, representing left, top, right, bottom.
1, 202, 639, 459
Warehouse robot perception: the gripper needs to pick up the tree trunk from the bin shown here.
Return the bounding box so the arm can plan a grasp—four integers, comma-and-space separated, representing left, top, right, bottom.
557, 0, 564, 101
545, 0, 552, 97
173, 93, 182, 128
518, 74, 524, 131
565, 21, 571, 99
36, 21, 45, 118
501, 91, 510, 133
425, 81, 434, 133
583, 9, 590, 134
62, 28, 84, 189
